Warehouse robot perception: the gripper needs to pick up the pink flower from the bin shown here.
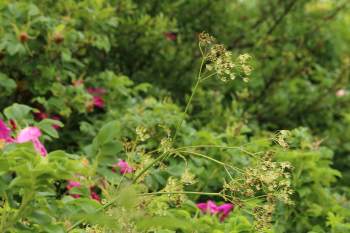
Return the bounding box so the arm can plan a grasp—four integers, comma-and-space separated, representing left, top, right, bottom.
52, 116, 61, 130
66, 179, 82, 198
33, 111, 61, 130
10, 119, 16, 130
196, 200, 234, 222
93, 96, 106, 108
32, 70, 39, 76
73, 80, 84, 86
0, 118, 17, 144
91, 192, 101, 203
336, 89, 345, 97
111, 158, 133, 174
17, 127, 48, 157
87, 87, 106, 108
33, 111, 49, 121
66, 176, 101, 202
165, 32, 176, 40
88, 87, 106, 95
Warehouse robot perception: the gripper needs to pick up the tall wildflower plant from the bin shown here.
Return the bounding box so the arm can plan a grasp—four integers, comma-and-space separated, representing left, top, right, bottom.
0, 32, 294, 232
67, 33, 294, 232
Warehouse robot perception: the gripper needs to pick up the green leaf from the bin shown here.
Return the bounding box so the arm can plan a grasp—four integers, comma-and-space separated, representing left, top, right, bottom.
0, 177, 9, 191
3, 104, 36, 122
37, 119, 64, 127
98, 121, 120, 144
6, 191, 19, 209
7, 43, 26, 56
100, 140, 123, 156
27, 210, 52, 226
39, 124, 58, 138
0, 73, 17, 96
61, 48, 72, 62
69, 187, 83, 195
42, 224, 65, 233
54, 24, 66, 33
0, 159, 9, 176
4, 106, 23, 122
28, 3, 41, 16
48, 150, 68, 170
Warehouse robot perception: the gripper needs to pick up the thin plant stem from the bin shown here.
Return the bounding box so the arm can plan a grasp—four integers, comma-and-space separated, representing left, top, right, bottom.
137, 191, 221, 197
172, 80, 200, 144
240, 138, 274, 147
175, 145, 239, 150
177, 151, 244, 173
131, 152, 169, 184
199, 72, 218, 83
173, 43, 206, 144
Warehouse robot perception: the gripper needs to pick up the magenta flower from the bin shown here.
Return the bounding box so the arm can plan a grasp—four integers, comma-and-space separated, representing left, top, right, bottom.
52, 116, 61, 130
336, 89, 345, 97
33, 111, 49, 121
17, 127, 48, 157
33, 111, 61, 130
66, 179, 82, 198
87, 87, 106, 108
90, 192, 101, 203
92, 96, 106, 108
196, 200, 234, 222
66, 176, 101, 202
165, 32, 176, 40
88, 87, 106, 95
111, 158, 133, 174
0, 118, 17, 144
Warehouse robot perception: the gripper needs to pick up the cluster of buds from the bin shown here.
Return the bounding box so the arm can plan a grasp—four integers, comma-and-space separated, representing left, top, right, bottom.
181, 168, 198, 185
135, 126, 150, 141
163, 177, 188, 208
198, 31, 216, 44
123, 138, 137, 152
199, 33, 253, 83
133, 153, 154, 182
221, 150, 295, 232
254, 204, 274, 232
274, 130, 292, 151
261, 150, 276, 161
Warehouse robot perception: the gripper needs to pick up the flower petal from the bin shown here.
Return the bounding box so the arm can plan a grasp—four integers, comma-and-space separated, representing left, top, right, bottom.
0, 118, 11, 141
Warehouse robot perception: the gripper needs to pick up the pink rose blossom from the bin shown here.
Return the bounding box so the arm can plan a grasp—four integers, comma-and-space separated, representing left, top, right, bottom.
336, 89, 345, 97
92, 96, 106, 108
196, 200, 234, 222
165, 32, 176, 40
88, 87, 106, 95
66, 176, 101, 202
0, 118, 17, 143
52, 116, 61, 130
90, 192, 101, 202
87, 87, 106, 108
33, 111, 61, 130
111, 158, 133, 174
17, 127, 47, 157
72, 80, 84, 86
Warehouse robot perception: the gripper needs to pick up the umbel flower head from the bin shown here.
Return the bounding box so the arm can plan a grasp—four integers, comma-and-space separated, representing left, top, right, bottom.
198, 32, 253, 83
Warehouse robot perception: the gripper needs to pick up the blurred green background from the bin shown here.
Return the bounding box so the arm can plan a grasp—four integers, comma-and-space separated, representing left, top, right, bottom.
1, 0, 350, 232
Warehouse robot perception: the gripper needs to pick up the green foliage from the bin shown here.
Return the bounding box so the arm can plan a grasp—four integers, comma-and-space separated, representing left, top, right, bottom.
0, 0, 350, 232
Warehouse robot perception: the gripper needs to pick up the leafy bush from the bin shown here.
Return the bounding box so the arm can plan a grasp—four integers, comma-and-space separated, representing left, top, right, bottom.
1, 0, 350, 232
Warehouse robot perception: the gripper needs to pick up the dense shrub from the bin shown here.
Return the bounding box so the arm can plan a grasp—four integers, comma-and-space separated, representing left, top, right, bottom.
0, 0, 350, 232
